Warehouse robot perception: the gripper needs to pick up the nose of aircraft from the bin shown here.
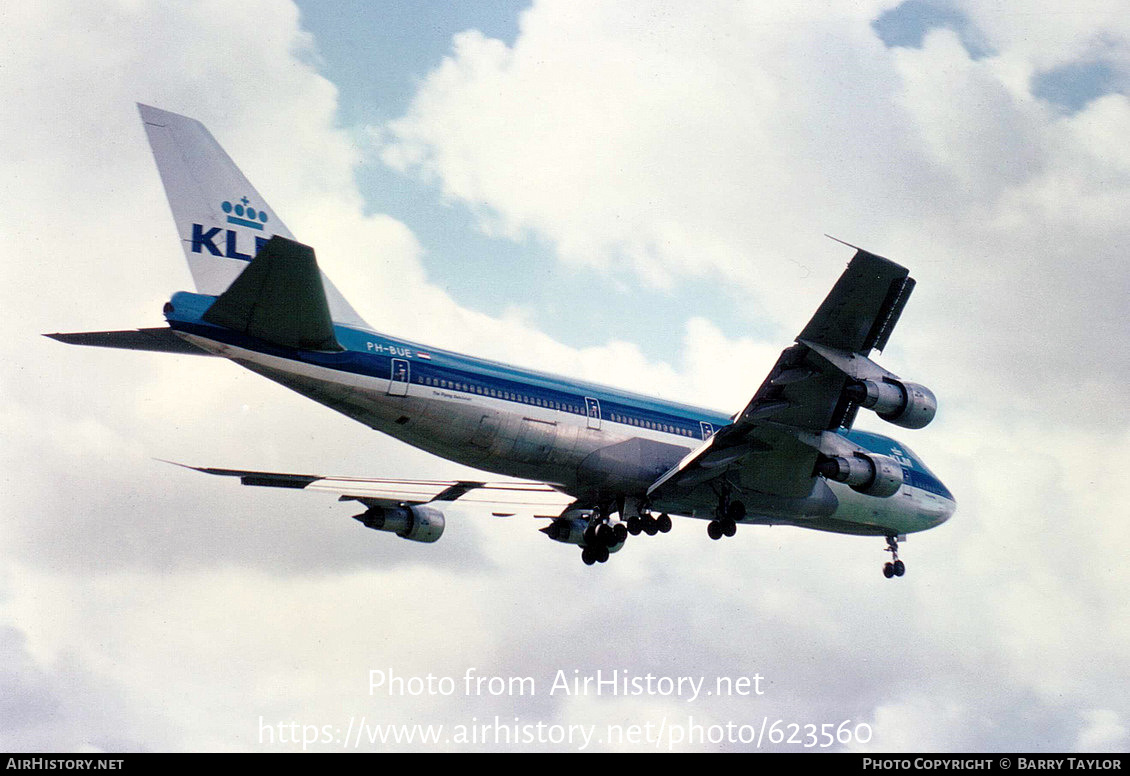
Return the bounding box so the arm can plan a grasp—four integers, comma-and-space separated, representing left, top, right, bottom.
932, 489, 957, 527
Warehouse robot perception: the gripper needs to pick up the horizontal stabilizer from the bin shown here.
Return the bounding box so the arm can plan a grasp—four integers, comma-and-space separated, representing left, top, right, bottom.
44, 328, 214, 355
202, 236, 344, 352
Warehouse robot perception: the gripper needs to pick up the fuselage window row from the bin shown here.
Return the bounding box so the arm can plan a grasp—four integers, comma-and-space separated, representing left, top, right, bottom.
418, 372, 590, 415
412, 369, 702, 435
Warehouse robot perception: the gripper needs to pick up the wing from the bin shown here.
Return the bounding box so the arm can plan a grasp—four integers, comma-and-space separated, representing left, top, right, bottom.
168, 462, 575, 516
648, 247, 917, 504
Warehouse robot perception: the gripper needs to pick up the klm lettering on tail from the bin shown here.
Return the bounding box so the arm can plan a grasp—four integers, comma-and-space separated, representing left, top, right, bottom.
191, 224, 271, 260
191, 199, 272, 259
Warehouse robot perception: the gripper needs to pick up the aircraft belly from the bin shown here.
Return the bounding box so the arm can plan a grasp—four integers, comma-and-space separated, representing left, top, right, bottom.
179, 340, 956, 532
201, 341, 615, 488
193, 337, 939, 514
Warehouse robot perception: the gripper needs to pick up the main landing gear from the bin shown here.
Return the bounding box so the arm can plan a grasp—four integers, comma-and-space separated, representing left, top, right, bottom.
580, 510, 627, 565
707, 496, 744, 541
626, 512, 672, 537
577, 506, 630, 566
882, 534, 906, 579
580, 544, 608, 565
579, 503, 671, 565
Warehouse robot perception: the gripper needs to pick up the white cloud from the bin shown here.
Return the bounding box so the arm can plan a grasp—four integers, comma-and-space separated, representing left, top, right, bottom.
3, 0, 1129, 753
381, 3, 904, 304
373, 0, 1130, 751
380, 0, 1130, 428
1075, 709, 1128, 753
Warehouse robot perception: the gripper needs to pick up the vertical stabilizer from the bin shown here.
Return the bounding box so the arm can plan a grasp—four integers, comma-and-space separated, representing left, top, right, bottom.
138, 104, 367, 329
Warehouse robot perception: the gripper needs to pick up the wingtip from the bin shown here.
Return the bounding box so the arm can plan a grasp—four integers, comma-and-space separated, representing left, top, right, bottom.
154, 458, 200, 472
824, 234, 863, 252
824, 235, 906, 272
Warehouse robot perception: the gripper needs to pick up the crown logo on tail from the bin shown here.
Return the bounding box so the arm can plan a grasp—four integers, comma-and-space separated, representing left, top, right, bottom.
221, 197, 269, 230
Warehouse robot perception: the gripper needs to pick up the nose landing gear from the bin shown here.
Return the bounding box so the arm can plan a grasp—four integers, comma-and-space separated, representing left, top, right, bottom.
882, 534, 906, 578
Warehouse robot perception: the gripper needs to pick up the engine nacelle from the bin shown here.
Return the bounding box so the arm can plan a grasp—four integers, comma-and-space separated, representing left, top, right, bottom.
540, 509, 625, 553
846, 378, 936, 429
541, 515, 589, 545
817, 452, 904, 498
353, 504, 445, 543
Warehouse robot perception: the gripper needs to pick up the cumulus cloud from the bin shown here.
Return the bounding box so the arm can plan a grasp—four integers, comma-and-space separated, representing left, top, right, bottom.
379, 1, 1130, 428
2, 0, 1128, 752
373, 0, 1130, 751
1075, 709, 1128, 753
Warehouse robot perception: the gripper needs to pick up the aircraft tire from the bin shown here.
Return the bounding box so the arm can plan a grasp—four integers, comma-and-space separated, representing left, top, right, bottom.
726, 500, 746, 522
595, 523, 614, 546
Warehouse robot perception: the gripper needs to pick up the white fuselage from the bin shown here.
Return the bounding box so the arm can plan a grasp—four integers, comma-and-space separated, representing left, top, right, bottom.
180, 325, 955, 538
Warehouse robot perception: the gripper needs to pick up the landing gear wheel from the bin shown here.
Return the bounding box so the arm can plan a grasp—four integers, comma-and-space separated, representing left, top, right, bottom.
643, 515, 659, 536
626, 515, 642, 536
657, 513, 672, 533
613, 523, 628, 544
882, 535, 905, 579
712, 487, 742, 541
595, 523, 614, 545
594, 545, 610, 563
582, 547, 596, 566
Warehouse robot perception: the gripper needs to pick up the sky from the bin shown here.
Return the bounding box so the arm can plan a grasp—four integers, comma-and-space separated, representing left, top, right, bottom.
1, 0, 1128, 753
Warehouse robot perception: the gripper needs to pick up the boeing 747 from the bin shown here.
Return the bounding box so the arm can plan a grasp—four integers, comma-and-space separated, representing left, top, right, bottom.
48, 105, 955, 577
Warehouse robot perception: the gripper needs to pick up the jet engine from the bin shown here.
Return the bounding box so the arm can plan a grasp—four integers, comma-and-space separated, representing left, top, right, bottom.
817, 452, 904, 498
540, 509, 626, 565
845, 378, 936, 429
352, 504, 445, 543
541, 514, 588, 545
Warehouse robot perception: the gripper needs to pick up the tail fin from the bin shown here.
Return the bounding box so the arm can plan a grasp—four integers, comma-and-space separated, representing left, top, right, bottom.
138, 104, 367, 328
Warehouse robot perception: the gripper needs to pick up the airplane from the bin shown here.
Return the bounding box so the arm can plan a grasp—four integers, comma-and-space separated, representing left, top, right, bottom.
48, 104, 955, 577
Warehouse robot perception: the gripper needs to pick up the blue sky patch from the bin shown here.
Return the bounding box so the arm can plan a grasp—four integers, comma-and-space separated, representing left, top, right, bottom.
1032, 59, 1124, 114
872, 0, 992, 60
